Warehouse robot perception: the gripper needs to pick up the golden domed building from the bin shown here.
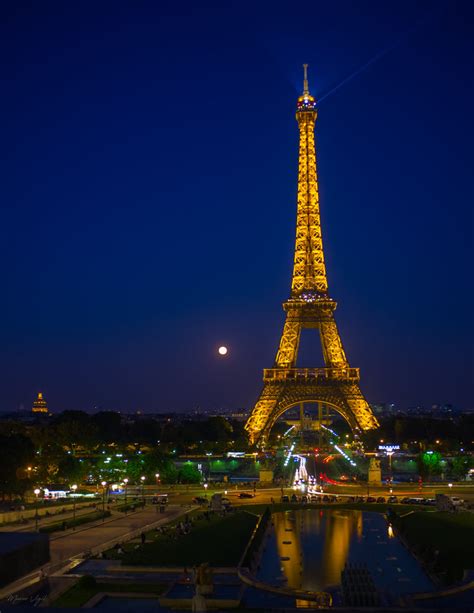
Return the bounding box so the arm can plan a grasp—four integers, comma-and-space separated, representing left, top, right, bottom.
32, 392, 48, 414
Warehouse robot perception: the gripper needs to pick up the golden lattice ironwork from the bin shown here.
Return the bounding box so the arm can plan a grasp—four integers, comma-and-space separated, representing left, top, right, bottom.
245, 65, 379, 447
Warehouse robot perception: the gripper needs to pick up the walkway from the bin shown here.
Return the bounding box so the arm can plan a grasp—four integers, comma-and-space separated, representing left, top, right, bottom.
0, 504, 192, 600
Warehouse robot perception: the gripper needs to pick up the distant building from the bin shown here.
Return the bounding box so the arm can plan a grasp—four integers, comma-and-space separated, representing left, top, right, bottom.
32, 392, 48, 414
370, 403, 395, 416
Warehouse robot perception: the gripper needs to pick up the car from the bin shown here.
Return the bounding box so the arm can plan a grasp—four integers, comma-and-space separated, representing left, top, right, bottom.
281, 495, 290, 503
450, 497, 464, 507
238, 492, 254, 499
152, 494, 168, 505
388, 496, 398, 504
301, 495, 308, 503
192, 496, 208, 505
290, 494, 298, 502
366, 496, 377, 503
376, 497, 386, 503
310, 495, 320, 502
400, 497, 411, 504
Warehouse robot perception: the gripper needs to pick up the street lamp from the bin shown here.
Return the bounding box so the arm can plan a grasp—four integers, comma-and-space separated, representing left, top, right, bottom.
204, 482, 208, 496
71, 484, 78, 529
448, 482, 453, 490
140, 476, 146, 504
34, 488, 41, 531
123, 478, 128, 505
155, 473, 160, 484
101, 481, 107, 521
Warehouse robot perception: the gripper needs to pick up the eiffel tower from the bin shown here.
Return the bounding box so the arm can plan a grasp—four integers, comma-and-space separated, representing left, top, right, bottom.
245, 66, 379, 448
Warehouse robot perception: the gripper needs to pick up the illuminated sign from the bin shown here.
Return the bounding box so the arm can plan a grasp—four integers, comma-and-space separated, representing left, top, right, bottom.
378, 445, 400, 452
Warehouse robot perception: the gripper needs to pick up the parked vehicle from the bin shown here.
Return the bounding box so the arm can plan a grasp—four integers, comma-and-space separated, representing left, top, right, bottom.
152, 494, 168, 505
376, 497, 386, 503
238, 492, 254, 499
281, 495, 290, 503
192, 496, 208, 504
388, 496, 398, 504
366, 496, 377, 503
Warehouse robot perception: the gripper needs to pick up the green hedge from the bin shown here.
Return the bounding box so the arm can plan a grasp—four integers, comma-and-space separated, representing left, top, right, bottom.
116, 501, 145, 513
39, 510, 111, 533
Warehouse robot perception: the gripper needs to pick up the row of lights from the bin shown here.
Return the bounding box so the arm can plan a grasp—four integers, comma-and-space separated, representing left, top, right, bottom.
284, 442, 296, 467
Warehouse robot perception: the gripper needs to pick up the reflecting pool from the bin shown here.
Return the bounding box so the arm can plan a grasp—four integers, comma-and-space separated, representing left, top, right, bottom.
257, 509, 434, 603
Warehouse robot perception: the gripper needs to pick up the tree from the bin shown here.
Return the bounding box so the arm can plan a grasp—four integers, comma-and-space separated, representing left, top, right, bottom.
57, 456, 88, 484
417, 451, 442, 480
206, 417, 232, 442
0, 433, 35, 500
178, 463, 201, 484
54, 411, 98, 453
450, 455, 474, 480
92, 412, 123, 444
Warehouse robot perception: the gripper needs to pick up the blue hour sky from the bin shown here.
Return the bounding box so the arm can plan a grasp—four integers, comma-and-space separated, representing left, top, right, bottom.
1, 0, 472, 413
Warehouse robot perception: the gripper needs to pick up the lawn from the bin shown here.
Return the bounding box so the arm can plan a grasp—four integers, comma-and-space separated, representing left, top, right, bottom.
52, 580, 165, 608
122, 511, 259, 567
394, 510, 474, 583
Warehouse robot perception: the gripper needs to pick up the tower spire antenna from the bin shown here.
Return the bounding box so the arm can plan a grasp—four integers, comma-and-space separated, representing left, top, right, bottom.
303, 63, 309, 95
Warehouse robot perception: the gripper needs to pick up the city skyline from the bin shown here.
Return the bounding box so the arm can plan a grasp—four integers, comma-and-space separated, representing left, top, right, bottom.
2, 1, 472, 413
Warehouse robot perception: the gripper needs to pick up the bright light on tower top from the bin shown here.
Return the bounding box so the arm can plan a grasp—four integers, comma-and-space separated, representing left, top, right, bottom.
297, 63, 316, 111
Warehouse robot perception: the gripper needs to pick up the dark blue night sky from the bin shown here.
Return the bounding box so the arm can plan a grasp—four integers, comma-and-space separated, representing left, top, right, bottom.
1, 1, 472, 413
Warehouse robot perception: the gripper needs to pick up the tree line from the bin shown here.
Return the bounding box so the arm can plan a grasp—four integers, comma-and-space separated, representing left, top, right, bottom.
0, 411, 246, 500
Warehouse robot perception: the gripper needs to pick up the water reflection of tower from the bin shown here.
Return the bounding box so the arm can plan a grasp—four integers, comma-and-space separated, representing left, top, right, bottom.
319, 509, 362, 588
274, 509, 363, 592
273, 511, 304, 589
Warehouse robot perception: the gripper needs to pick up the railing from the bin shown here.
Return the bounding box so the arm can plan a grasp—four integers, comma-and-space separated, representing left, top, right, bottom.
263, 367, 360, 382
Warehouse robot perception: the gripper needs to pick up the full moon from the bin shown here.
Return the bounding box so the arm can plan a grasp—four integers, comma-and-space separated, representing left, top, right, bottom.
218, 346, 228, 356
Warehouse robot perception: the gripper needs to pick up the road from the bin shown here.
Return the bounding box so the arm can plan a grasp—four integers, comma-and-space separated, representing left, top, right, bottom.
151, 482, 474, 506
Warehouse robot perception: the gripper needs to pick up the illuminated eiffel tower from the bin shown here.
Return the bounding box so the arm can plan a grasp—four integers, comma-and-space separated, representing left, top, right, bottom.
245, 66, 379, 447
